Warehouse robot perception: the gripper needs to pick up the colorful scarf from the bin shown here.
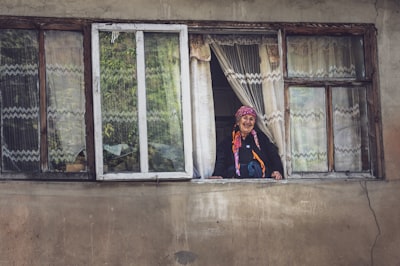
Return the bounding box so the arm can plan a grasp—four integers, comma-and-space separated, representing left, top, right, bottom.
235, 106, 257, 121
232, 128, 266, 177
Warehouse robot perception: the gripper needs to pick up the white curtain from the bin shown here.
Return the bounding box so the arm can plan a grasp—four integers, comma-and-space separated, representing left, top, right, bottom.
289, 87, 328, 172
332, 87, 368, 171
0, 29, 40, 171
286, 36, 364, 79
206, 34, 286, 176
287, 36, 367, 173
189, 35, 216, 178
45, 31, 86, 171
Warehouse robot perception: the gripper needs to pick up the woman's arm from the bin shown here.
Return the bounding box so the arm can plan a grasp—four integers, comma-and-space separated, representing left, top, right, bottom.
258, 132, 284, 179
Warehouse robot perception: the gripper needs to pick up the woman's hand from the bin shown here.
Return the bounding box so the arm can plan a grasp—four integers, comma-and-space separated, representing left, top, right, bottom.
271, 171, 283, 180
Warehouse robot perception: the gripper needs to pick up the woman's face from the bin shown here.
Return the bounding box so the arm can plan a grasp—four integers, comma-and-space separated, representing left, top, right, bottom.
237, 114, 256, 136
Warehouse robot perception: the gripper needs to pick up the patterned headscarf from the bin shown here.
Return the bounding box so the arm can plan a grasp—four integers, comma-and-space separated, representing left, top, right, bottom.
232, 106, 265, 177
235, 105, 257, 121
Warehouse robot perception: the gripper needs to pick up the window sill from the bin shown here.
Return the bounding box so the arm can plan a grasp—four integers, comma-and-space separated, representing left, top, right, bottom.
192, 175, 380, 184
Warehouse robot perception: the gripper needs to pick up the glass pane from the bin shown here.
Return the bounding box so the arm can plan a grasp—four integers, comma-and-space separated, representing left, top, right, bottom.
289, 87, 328, 172
333, 87, 369, 172
99, 31, 139, 173
287, 36, 365, 79
0, 29, 40, 172
45, 31, 86, 172
144, 33, 184, 172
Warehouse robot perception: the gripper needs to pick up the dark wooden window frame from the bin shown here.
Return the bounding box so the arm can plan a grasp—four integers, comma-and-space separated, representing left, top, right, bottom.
0, 17, 95, 180
281, 24, 384, 178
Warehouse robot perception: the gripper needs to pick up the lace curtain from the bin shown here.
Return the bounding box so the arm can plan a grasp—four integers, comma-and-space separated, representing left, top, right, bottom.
0, 30, 40, 171
206, 34, 286, 176
45, 31, 86, 171
332, 87, 368, 171
287, 36, 368, 173
0, 30, 86, 172
287, 36, 365, 79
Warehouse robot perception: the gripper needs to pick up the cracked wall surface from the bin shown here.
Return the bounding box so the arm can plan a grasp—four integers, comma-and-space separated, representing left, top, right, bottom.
0, 180, 399, 266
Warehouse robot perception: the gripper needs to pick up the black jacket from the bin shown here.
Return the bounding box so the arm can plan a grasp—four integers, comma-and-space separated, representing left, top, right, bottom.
212, 129, 283, 178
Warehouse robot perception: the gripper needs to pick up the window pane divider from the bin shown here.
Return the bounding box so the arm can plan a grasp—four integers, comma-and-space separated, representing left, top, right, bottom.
136, 31, 149, 174
39, 30, 48, 171
179, 26, 194, 177
326, 86, 334, 172
91, 26, 105, 179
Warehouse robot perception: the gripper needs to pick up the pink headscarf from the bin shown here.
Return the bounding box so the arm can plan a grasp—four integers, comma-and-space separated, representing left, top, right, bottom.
235, 106, 257, 121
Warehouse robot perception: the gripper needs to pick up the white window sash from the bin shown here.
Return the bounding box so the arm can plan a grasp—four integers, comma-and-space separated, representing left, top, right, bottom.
91, 23, 192, 180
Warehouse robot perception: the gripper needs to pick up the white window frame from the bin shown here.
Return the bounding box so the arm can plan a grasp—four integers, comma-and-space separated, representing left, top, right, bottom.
91, 23, 192, 180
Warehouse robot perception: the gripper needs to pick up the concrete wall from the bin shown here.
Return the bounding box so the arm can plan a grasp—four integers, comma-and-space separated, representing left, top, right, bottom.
0, 0, 400, 265
1, 180, 400, 265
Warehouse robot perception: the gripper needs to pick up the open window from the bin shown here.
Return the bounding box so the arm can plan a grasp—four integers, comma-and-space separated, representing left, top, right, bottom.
210, 50, 241, 145
92, 23, 193, 180
190, 24, 382, 179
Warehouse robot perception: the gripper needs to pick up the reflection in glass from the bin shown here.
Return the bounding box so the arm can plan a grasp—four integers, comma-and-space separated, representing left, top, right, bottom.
99, 31, 139, 173
144, 33, 184, 172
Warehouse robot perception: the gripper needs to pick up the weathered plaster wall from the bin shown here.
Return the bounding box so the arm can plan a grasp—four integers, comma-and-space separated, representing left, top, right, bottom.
375, 0, 400, 180
0, 0, 377, 23
0, 180, 399, 266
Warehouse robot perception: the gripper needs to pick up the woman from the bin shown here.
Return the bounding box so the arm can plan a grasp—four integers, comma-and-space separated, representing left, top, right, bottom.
211, 106, 283, 179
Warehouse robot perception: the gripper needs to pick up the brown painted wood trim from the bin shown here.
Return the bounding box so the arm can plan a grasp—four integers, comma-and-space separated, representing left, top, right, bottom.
366, 27, 384, 178
326, 86, 334, 172
0, 16, 87, 30
284, 84, 291, 174
83, 24, 96, 179
284, 79, 372, 87
38, 30, 48, 171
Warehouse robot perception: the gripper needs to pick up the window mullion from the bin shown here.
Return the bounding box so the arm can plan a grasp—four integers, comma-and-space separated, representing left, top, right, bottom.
38, 30, 48, 172
136, 31, 149, 173
91, 27, 105, 178
326, 86, 334, 172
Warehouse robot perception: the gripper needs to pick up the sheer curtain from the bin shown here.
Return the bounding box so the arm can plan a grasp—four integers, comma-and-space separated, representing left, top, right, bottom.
206, 34, 286, 176
287, 36, 364, 79
289, 87, 328, 172
189, 35, 216, 178
332, 87, 368, 171
0, 29, 40, 171
45, 31, 86, 171
287, 36, 367, 173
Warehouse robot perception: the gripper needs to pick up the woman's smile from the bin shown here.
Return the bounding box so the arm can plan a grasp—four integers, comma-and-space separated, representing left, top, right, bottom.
238, 114, 255, 137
